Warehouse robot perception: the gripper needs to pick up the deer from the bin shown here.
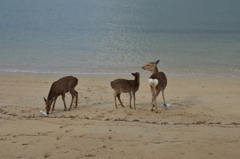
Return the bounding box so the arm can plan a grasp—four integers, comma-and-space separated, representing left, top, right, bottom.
43, 76, 78, 115
110, 72, 140, 110
142, 60, 167, 113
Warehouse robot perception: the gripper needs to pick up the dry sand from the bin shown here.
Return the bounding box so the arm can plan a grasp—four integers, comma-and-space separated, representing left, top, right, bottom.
0, 73, 240, 159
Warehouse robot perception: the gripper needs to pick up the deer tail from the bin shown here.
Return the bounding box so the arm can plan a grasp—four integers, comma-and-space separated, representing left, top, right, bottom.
148, 78, 158, 88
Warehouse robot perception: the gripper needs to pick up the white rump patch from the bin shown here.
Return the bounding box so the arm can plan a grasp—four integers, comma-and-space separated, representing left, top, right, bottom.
148, 78, 158, 87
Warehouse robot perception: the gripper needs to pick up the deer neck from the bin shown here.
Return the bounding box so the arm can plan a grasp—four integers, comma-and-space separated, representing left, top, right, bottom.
135, 76, 140, 84
152, 65, 159, 74
47, 88, 55, 101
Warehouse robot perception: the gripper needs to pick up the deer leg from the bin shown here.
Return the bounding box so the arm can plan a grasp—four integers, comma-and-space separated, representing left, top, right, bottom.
154, 88, 161, 113
68, 91, 75, 111
162, 90, 167, 106
129, 92, 132, 109
117, 93, 124, 107
114, 93, 118, 109
150, 86, 155, 111
154, 95, 158, 113
133, 92, 136, 110
151, 95, 156, 111
74, 90, 78, 108
61, 94, 67, 111
52, 97, 58, 111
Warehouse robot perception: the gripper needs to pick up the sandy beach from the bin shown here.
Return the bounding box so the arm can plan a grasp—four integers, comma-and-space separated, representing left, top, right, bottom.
0, 73, 240, 159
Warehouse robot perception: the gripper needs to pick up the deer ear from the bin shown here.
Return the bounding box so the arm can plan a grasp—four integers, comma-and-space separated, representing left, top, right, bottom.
131, 73, 134, 76
44, 97, 47, 103
155, 60, 160, 65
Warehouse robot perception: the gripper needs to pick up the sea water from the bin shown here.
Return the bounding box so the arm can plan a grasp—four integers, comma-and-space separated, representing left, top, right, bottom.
1, 0, 240, 77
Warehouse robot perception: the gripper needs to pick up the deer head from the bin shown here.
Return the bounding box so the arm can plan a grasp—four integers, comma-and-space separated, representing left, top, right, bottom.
44, 97, 53, 115
142, 60, 159, 73
132, 72, 140, 77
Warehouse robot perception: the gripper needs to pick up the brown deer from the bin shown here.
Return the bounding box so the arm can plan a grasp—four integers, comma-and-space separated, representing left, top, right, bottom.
110, 72, 140, 110
43, 76, 78, 115
142, 60, 167, 113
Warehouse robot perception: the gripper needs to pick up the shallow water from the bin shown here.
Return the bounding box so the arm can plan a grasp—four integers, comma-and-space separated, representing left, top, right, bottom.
1, 0, 240, 77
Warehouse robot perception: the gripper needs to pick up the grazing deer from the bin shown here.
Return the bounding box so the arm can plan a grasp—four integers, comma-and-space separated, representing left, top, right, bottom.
44, 76, 78, 115
142, 60, 167, 113
110, 72, 140, 110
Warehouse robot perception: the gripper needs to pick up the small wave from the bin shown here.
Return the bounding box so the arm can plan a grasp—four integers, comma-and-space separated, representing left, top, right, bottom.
0, 67, 239, 78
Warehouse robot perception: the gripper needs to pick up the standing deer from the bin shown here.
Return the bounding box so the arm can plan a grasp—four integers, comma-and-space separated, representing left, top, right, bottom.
142, 60, 167, 113
44, 76, 78, 115
110, 72, 140, 110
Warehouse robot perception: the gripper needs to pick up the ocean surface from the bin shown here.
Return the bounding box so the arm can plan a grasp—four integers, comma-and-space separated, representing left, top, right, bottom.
1, 0, 240, 77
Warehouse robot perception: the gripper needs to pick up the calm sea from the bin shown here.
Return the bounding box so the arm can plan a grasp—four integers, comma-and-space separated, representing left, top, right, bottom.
1, 0, 240, 77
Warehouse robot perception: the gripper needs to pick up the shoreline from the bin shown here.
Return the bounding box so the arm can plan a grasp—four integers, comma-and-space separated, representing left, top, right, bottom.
1, 70, 240, 78
0, 73, 240, 158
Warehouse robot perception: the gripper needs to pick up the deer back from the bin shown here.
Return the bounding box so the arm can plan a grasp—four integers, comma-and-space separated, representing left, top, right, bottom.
111, 79, 138, 93
111, 72, 140, 93
47, 76, 78, 100
150, 72, 167, 89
